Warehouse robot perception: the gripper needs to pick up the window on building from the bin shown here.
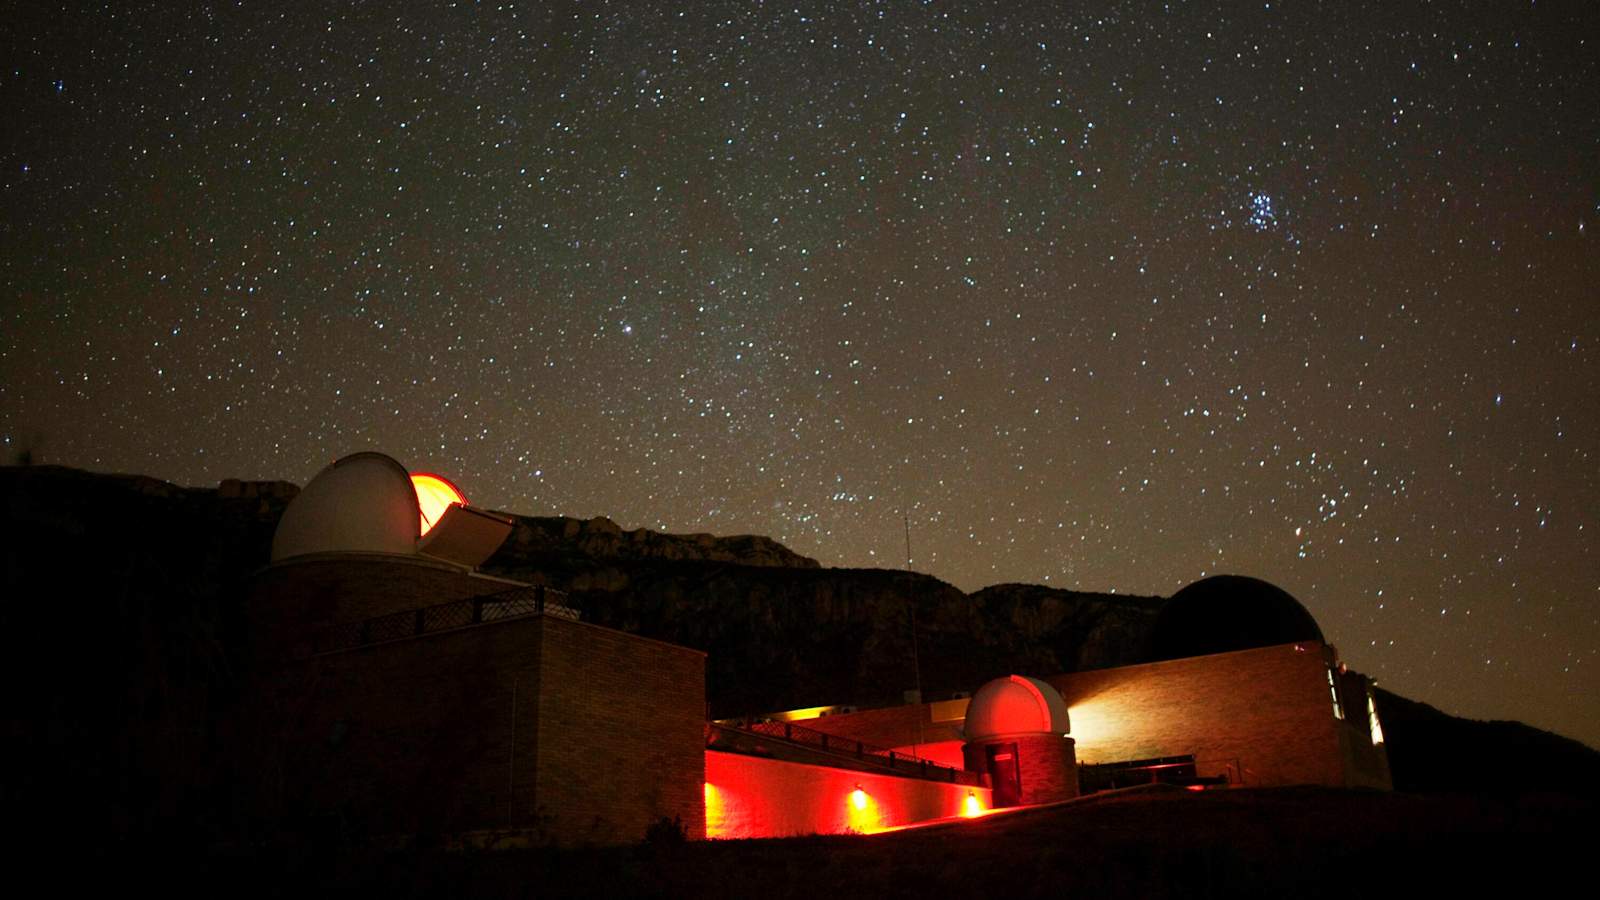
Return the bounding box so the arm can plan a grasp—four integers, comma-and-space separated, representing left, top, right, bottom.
1327, 667, 1344, 720
1366, 689, 1385, 745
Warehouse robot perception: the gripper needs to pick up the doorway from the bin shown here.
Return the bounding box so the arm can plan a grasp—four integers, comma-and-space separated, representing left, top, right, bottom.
986, 742, 1022, 807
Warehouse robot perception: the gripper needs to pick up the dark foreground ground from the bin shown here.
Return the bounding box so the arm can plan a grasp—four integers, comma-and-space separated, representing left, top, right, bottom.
90, 786, 1596, 899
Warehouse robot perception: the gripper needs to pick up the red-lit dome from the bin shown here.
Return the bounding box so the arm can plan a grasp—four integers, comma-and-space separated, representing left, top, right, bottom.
410, 472, 466, 536
963, 675, 1071, 741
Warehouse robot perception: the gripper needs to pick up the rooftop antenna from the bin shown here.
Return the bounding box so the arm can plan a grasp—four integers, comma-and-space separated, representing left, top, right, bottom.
904, 513, 926, 758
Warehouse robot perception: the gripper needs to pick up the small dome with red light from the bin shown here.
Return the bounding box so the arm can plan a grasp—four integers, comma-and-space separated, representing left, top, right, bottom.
963, 675, 1071, 741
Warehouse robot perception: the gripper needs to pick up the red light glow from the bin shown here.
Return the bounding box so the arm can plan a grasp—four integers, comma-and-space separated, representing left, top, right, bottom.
703, 782, 725, 838
410, 473, 466, 536
963, 791, 983, 818
704, 751, 989, 838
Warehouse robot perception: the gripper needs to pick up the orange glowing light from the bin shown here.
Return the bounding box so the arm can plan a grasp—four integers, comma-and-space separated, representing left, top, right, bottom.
703, 782, 727, 838
850, 787, 868, 811
963, 791, 983, 818
410, 473, 466, 536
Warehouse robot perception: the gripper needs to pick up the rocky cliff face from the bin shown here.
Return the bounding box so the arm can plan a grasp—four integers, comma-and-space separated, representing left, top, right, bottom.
476, 555, 1162, 715
490, 511, 820, 573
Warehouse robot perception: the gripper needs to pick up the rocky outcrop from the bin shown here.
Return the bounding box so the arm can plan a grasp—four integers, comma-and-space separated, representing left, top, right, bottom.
478, 556, 1162, 716
488, 513, 820, 570
969, 583, 1163, 672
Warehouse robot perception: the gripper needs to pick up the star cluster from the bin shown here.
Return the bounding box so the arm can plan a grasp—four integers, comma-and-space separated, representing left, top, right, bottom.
3, 2, 1596, 744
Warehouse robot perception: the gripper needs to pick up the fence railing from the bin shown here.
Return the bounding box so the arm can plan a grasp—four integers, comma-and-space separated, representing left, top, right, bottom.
310, 585, 578, 655
709, 719, 982, 786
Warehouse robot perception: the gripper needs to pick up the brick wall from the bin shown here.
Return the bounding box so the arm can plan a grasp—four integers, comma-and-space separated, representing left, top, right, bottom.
1048, 642, 1348, 787
964, 734, 1078, 805
704, 750, 991, 838
259, 611, 705, 845
247, 556, 529, 654
534, 616, 705, 844
270, 616, 545, 837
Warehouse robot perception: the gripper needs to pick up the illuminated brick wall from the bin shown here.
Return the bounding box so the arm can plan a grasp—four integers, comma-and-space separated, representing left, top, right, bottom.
1048, 642, 1353, 787
258, 612, 705, 845
704, 750, 991, 838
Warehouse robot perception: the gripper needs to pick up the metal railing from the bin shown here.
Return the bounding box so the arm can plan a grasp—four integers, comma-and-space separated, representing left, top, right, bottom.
709, 719, 983, 786
310, 585, 578, 654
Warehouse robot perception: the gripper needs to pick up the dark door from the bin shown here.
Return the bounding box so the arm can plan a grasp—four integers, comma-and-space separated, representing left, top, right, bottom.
986, 743, 1022, 807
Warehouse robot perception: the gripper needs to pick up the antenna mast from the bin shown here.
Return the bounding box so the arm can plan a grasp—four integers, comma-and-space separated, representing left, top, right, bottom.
904, 513, 926, 757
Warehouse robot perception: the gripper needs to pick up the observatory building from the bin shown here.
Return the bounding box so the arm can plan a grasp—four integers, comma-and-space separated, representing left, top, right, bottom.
247, 452, 707, 844
244, 452, 1390, 846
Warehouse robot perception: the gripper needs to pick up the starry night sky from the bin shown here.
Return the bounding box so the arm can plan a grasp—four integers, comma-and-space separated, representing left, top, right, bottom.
4, 2, 1597, 745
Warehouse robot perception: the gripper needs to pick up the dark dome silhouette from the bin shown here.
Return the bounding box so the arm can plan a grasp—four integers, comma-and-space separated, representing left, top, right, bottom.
1147, 575, 1324, 661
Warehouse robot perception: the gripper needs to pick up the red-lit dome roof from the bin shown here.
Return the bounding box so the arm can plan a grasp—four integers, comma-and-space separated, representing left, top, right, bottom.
963, 675, 1071, 741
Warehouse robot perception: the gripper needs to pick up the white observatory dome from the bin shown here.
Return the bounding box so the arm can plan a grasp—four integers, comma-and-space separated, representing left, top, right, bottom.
270, 452, 421, 562
963, 675, 1071, 741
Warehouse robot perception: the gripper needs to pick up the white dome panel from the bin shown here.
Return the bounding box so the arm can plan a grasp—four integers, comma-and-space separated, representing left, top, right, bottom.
270, 452, 421, 562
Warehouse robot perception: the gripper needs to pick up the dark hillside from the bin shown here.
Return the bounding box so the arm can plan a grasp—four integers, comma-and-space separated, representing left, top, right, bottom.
1375, 688, 1600, 793
0, 466, 294, 841
174, 788, 1597, 898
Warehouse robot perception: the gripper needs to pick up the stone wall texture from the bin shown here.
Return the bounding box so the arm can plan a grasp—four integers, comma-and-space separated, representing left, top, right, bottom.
1048, 642, 1350, 787
247, 556, 529, 655
258, 612, 705, 845
533, 615, 706, 843
963, 734, 1079, 805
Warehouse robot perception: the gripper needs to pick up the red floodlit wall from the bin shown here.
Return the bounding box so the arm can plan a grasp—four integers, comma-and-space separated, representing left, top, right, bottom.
704, 750, 991, 839
888, 739, 966, 770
